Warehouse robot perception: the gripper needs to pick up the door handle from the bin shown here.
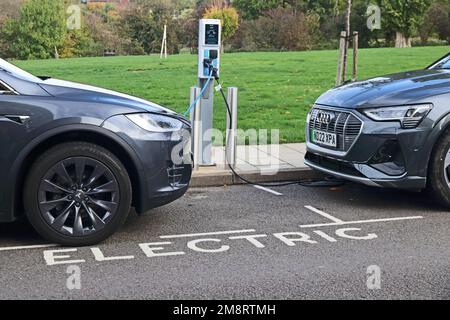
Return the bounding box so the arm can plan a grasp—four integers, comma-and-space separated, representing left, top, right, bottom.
3, 115, 31, 125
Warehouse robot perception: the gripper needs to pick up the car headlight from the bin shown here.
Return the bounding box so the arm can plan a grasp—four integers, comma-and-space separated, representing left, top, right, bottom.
362, 104, 433, 129
126, 113, 184, 133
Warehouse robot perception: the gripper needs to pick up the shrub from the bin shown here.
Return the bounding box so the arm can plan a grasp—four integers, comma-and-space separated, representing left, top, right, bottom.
419, 1, 450, 45
231, 7, 317, 52
60, 29, 98, 58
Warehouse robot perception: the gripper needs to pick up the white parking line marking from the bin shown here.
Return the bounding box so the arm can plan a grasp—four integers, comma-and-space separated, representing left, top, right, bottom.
253, 185, 283, 196
160, 229, 257, 239
300, 216, 424, 228
305, 205, 344, 223
0, 244, 59, 252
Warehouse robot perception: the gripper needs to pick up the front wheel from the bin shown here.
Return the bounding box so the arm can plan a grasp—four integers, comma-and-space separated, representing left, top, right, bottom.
24, 142, 132, 246
428, 131, 450, 208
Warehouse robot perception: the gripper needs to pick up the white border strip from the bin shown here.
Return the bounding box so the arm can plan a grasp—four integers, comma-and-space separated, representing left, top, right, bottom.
160, 229, 257, 239
253, 185, 283, 196
305, 205, 344, 223
0, 244, 59, 252
300, 216, 424, 228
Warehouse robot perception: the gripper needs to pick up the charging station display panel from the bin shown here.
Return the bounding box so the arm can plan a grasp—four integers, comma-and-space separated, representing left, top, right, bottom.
198, 19, 221, 79
205, 24, 219, 45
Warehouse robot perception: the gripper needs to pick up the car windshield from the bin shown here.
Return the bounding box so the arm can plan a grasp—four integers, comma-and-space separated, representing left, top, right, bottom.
0, 58, 42, 82
429, 54, 450, 70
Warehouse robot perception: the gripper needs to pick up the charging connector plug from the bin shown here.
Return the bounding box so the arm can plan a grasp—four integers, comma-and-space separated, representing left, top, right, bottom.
203, 59, 219, 80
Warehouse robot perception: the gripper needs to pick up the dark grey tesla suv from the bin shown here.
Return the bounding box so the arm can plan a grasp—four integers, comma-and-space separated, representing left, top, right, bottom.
0, 58, 192, 246
305, 53, 450, 207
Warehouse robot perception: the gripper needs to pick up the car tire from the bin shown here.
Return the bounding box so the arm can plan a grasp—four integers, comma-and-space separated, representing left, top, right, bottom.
24, 142, 132, 246
428, 131, 450, 208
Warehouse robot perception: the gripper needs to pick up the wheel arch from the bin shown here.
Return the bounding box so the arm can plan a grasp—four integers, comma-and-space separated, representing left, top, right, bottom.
423, 113, 450, 181
12, 125, 144, 218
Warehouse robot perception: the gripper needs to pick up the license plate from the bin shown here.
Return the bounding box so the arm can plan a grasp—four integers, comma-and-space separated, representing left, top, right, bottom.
311, 129, 337, 148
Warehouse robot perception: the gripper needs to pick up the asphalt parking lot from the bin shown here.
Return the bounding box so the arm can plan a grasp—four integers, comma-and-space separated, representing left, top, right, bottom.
0, 183, 449, 300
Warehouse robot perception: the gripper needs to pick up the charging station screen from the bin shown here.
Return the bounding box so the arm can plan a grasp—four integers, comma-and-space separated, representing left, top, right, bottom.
205, 24, 219, 45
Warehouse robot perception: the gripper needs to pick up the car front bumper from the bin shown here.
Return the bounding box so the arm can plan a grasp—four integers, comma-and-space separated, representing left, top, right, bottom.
103, 114, 193, 214
304, 105, 431, 190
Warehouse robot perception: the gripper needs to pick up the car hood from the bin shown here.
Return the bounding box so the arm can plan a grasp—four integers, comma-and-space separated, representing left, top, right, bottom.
39, 78, 177, 115
316, 69, 450, 109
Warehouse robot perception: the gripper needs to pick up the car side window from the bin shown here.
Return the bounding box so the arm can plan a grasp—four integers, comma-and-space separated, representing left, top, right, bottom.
441, 59, 450, 69
430, 55, 450, 70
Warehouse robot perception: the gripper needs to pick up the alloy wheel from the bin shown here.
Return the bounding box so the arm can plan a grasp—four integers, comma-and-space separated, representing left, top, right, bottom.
37, 157, 119, 237
444, 151, 450, 189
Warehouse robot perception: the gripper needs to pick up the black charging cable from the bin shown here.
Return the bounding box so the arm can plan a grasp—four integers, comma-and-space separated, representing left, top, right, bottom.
212, 72, 346, 188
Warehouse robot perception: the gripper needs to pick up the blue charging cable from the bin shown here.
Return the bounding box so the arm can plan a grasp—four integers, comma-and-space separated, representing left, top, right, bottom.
183, 69, 214, 117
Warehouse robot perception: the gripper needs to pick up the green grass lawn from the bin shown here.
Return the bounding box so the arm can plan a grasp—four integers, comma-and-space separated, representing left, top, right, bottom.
14, 46, 450, 144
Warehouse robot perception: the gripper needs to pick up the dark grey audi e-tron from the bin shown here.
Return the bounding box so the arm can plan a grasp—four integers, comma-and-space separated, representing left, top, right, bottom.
0, 58, 192, 246
305, 53, 450, 207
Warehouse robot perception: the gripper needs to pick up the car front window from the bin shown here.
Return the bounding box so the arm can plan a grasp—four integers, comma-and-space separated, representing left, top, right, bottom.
0, 58, 42, 83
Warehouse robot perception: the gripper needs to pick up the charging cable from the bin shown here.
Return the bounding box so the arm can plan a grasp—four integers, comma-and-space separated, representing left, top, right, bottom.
185, 61, 345, 188
184, 69, 214, 117
214, 77, 346, 188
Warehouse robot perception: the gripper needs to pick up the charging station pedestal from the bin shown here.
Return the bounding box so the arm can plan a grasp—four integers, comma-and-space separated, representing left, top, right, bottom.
196, 19, 222, 166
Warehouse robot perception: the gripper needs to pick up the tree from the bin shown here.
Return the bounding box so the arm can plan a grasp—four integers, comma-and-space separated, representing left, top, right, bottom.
2, 0, 66, 59
0, 0, 24, 58
232, 0, 283, 19
420, 0, 450, 45
0, 0, 23, 23
121, 0, 181, 54
233, 0, 347, 20
436, 1, 450, 44
378, 0, 432, 48
203, 5, 239, 50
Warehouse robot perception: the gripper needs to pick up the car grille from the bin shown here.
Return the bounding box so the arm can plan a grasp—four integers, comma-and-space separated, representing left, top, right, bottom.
305, 152, 365, 177
309, 108, 363, 152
